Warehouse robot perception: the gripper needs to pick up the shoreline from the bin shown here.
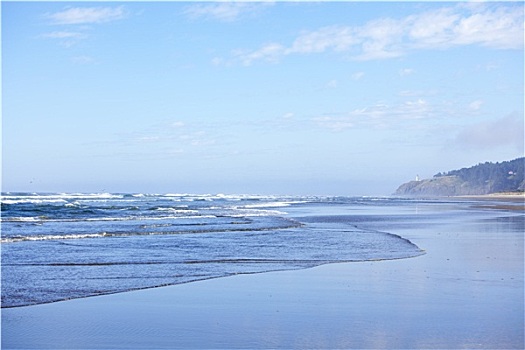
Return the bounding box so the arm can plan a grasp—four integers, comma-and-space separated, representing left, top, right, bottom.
452, 192, 525, 211
454, 192, 525, 200
2, 199, 523, 349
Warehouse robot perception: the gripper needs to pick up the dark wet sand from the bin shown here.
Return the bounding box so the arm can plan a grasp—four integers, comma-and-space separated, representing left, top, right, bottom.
2, 200, 524, 349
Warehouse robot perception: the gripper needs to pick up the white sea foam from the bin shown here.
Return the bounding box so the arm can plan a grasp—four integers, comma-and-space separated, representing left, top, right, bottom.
229, 209, 286, 217
1, 232, 109, 243
1, 198, 69, 205
154, 207, 194, 212
1, 216, 43, 222
241, 201, 296, 209
1, 193, 125, 205
82, 214, 218, 222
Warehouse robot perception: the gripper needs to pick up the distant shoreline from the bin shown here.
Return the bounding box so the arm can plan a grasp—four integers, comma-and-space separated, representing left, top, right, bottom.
452, 192, 525, 211
454, 192, 525, 200
395, 192, 525, 201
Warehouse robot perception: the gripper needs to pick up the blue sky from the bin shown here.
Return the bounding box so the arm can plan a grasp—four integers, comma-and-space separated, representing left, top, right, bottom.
2, 1, 524, 195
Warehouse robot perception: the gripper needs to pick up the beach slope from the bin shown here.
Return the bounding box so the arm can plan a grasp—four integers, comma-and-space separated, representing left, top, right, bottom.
2, 199, 523, 349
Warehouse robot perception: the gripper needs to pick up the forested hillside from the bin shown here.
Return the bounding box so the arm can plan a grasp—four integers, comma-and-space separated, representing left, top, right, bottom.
395, 157, 525, 196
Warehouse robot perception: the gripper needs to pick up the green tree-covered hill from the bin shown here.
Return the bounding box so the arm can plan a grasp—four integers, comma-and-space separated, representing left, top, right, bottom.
395, 157, 525, 196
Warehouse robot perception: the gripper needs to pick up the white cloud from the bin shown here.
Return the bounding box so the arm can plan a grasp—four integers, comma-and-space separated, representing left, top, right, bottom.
353, 42, 403, 61
399, 68, 415, 77
47, 6, 126, 25
407, 4, 524, 50
230, 3, 523, 65
235, 43, 286, 66
353, 17, 405, 60
407, 7, 460, 48
401, 99, 429, 119
184, 3, 244, 22
184, 2, 273, 22
42, 6, 127, 49
468, 100, 484, 111
288, 26, 357, 54
171, 121, 185, 128
41, 31, 86, 39
41, 30, 88, 47
312, 99, 433, 132
451, 5, 524, 49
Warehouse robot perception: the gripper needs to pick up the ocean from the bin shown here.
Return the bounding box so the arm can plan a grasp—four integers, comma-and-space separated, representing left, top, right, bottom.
1, 193, 429, 308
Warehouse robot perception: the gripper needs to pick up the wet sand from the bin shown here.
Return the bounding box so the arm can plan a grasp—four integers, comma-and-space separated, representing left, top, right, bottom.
2, 200, 524, 349
454, 193, 525, 211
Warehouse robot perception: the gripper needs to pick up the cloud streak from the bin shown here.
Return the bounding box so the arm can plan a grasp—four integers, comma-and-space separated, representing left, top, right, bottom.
46, 6, 126, 25
42, 6, 127, 49
312, 99, 435, 132
113, 119, 227, 160
40, 30, 88, 47
41, 31, 86, 39
231, 3, 523, 65
184, 2, 273, 22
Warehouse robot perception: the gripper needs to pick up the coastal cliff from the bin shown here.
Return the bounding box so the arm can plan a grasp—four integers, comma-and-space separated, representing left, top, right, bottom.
395, 157, 525, 197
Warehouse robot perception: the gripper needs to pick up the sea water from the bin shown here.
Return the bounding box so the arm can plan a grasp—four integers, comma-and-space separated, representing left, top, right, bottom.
1, 193, 426, 308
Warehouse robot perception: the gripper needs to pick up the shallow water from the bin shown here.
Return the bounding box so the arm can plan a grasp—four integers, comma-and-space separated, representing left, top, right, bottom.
1, 194, 426, 307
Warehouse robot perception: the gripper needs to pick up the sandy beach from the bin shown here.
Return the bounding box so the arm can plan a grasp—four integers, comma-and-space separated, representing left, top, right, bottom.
2, 198, 524, 349
453, 193, 525, 211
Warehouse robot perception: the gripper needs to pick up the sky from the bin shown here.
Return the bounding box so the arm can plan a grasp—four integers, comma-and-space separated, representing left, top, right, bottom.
2, 1, 524, 195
